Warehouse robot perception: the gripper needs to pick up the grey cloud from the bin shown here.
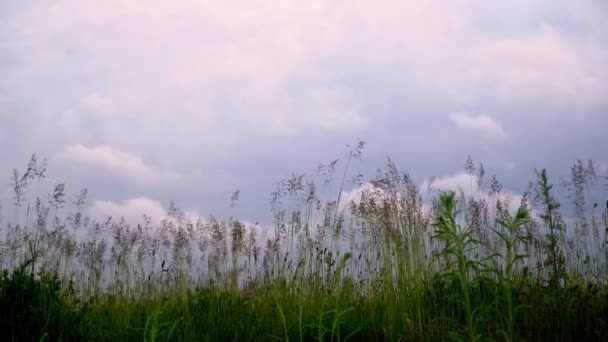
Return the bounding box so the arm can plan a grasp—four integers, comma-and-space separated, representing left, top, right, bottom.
1, 0, 607, 222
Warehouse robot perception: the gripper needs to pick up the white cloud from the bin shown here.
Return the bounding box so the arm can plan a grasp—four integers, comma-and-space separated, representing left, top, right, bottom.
449, 112, 508, 140
87, 197, 272, 243
424, 173, 481, 197
422, 172, 523, 212
89, 197, 168, 225
89, 196, 204, 226
54, 144, 179, 185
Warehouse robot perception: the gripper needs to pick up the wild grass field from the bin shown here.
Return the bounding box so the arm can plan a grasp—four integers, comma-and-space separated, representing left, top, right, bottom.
1, 147, 607, 341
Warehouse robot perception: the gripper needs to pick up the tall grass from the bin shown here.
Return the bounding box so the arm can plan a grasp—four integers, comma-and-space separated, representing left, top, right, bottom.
1, 150, 608, 341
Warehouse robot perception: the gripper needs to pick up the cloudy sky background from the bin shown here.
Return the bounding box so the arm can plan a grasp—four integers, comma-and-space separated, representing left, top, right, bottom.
1, 0, 607, 223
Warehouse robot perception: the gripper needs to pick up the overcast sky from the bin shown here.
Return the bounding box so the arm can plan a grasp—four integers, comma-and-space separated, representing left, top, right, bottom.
1, 0, 607, 223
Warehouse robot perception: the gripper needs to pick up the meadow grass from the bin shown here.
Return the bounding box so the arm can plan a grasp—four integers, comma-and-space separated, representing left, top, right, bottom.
1, 150, 608, 341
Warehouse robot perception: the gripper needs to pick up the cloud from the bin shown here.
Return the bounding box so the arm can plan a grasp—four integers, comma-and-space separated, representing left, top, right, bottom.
449, 113, 508, 140
89, 196, 203, 226
89, 197, 168, 225
87, 197, 271, 243
1, 0, 607, 220
469, 24, 603, 109
54, 144, 179, 185
422, 172, 523, 212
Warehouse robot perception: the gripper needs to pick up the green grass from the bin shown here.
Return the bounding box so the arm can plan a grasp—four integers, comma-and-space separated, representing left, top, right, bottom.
1, 152, 608, 341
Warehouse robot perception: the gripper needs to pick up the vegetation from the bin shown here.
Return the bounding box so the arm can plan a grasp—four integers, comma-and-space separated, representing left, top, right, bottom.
1, 147, 608, 341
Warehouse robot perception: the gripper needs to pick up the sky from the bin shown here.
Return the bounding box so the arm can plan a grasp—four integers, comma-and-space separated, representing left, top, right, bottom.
1, 0, 607, 224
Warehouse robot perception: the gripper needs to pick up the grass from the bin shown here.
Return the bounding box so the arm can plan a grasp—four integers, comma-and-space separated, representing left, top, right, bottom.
1, 150, 608, 341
